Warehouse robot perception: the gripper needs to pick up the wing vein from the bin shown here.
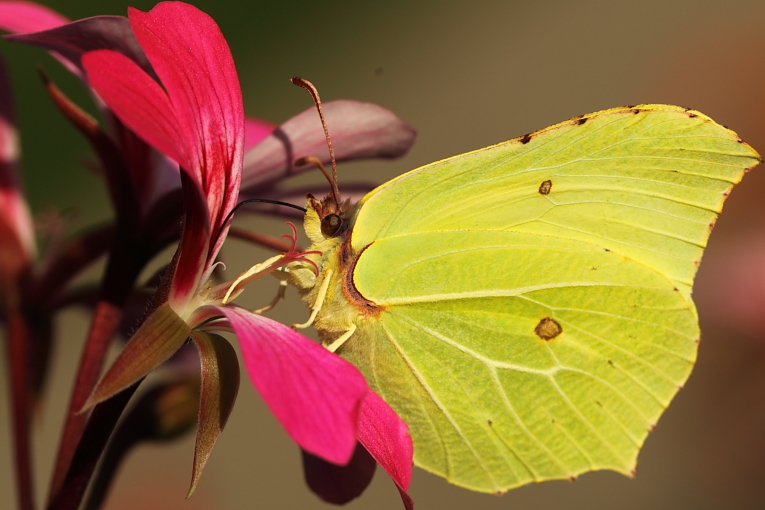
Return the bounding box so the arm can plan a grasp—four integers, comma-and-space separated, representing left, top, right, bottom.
380, 320, 502, 489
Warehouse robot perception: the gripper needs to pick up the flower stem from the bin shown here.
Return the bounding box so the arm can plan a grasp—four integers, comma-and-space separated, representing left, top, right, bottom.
47, 239, 148, 504
47, 381, 141, 510
3, 298, 35, 510
47, 300, 122, 502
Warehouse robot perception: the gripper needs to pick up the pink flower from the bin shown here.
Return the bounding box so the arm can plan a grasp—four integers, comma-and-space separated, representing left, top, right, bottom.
1, 1, 416, 229
1, 2, 416, 504
79, 2, 413, 504
0, 54, 34, 290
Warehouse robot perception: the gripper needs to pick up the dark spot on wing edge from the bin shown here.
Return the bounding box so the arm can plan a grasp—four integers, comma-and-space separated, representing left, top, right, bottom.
538, 180, 552, 195
520, 133, 532, 144
535, 317, 562, 340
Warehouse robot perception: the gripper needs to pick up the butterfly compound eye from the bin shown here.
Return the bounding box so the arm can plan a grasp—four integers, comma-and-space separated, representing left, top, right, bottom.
321, 213, 343, 237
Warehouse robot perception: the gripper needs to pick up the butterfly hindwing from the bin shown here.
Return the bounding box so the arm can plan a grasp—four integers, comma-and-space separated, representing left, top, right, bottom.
343, 230, 696, 491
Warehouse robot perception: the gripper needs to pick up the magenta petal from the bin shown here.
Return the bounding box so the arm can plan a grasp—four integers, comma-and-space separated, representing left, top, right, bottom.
168, 177, 210, 310
5, 15, 152, 79
128, 2, 243, 256
207, 306, 368, 465
244, 116, 276, 151
358, 390, 414, 510
82, 50, 186, 168
241, 100, 416, 192
0, 55, 34, 274
0, 1, 68, 34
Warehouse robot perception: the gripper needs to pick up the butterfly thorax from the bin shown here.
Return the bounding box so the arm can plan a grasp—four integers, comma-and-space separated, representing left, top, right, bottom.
286, 194, 380, 345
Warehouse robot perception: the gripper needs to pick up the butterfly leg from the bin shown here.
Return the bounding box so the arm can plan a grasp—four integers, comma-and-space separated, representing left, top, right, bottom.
325, 324, 357, 353
293, 268, 333, 329
252, 278, 288, 314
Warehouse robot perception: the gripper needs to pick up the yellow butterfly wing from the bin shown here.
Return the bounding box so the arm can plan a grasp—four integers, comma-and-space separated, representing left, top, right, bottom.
295, 105, 760, 492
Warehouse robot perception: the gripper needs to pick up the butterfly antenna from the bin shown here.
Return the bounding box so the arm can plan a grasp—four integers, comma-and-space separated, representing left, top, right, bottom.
290, 77, 341, 208
211, 198, 306, 252
294, 156, 335, 188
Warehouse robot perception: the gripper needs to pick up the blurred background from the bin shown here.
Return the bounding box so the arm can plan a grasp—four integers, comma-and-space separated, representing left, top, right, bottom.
2, 0, 765, 509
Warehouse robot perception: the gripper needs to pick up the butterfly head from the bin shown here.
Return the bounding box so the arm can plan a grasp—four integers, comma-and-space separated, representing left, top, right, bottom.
304, 193, 354, 244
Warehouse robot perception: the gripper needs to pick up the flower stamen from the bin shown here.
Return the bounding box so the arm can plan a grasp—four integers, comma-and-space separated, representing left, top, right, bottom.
220, 223, 322, 304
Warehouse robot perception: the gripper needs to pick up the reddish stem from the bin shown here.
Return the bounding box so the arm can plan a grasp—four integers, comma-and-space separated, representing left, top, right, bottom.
4, 299, 35, 510
47, 237, 148, 504
32, 224, 115, 306
228, 226, 298, 252
47, 301, 122, 501
48, 381, 141, 510
42, 74, 152, 506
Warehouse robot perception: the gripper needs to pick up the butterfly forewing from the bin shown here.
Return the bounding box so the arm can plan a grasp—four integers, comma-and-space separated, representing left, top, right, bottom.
351, 105, 758, 299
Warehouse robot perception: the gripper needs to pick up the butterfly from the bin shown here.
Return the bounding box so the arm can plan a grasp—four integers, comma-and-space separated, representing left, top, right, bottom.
286, 104, 761, 492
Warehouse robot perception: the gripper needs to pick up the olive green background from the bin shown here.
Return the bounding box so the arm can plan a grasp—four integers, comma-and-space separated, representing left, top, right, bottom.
3, 1, 765, 509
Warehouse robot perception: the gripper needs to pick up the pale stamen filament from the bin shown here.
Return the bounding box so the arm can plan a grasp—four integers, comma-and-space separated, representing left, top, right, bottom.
220, 254, 285, 304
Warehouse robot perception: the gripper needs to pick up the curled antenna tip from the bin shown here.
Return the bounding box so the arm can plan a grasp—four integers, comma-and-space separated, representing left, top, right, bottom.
289, 77, 341, 207
291, 76, 314, 91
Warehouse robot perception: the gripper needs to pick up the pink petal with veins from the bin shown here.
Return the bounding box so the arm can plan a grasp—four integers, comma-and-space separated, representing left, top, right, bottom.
128, 2, 243, 254
208, 306, 368, 465
358, 390, 414, 510
83, 2, 245, 308
84, 47, 208, 307
83, 50, 186, 167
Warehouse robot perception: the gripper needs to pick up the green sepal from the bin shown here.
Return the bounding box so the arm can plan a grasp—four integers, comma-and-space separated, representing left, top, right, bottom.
83, 302, 191, 410
187, 331, 240, 498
